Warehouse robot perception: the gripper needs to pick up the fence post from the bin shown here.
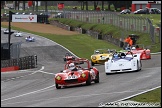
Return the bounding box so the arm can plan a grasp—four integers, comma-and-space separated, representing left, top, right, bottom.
34, 55, 37, 68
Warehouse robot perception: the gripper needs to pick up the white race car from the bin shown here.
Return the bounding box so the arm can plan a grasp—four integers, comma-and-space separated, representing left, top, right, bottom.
3, 29, 9, 34
14, 32, 23, 37
105, 51, 142, 75
25, 37, 35, 42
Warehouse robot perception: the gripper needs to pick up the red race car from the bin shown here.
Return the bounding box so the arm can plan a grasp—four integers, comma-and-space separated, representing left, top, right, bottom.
63, 53, 75, 62
54, 58, 99, 89
63, 53, 84, 64
130, 44, 151, 60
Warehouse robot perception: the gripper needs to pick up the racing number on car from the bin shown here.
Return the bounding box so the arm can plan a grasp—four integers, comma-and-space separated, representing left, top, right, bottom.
100, 56, 106, 60
68, 75, 76, 79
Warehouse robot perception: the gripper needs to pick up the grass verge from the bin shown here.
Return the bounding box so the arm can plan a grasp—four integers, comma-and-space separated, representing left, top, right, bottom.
129, 87, 161, 103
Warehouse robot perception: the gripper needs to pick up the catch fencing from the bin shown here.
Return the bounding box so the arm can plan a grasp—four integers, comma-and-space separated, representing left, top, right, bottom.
61, 10, 149, 33
58, 9, 158, 44
1, 42, 22, 60
1, 55, 37, 70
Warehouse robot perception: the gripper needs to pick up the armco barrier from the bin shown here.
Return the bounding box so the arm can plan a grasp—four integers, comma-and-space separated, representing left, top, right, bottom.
1, 55, 37, 72
1, 66, 19, 72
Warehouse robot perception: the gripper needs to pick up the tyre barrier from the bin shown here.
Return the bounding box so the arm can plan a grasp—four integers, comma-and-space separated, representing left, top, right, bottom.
1, 55, 37, 72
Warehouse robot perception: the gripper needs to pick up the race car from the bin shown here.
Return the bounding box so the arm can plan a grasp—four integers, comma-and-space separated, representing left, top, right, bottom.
63, 53, 76, 62
14, 31, 23, 37
3, 29, 14, 34
3, 29, 9, 34
105, 51, 142, 75
130, 44, 151, 60
63, 53, 84, 64
54, 58, 99, 89
25, 36, 35, 42
90, 49, 116, 66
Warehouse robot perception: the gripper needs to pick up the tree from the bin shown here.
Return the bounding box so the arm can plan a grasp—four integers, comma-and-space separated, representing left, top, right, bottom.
1, 1, 5, 9
107, 1, 113, 11
23, 1, 25, 11
45, 1, 47, 12
94, 1, 99, 10
101, 1, 104, 11
17, 1, 20, 10
14, 1, 17, 10
32, 1, 35, 11
85, 1, 88, 10
111, 1, 132, 11
79, 1, 84, 10
36, 1, 38, 12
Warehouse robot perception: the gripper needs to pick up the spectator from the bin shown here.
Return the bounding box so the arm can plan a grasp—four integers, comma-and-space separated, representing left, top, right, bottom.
129, 39, 133, 46
124, 36, 132, 47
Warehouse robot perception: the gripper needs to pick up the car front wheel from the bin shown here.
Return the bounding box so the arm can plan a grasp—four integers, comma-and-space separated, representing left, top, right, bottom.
55, 83, 61, 89
86, 73, 91, 85
94, 72, 99, 83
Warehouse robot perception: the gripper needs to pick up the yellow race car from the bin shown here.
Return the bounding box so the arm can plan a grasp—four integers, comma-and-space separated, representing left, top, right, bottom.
90, 49, 116, 66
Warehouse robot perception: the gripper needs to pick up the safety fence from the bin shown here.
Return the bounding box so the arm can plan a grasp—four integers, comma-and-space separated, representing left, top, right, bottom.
56, 9, 160, 44
61, 10, 149, 33
1, 55, 37, 70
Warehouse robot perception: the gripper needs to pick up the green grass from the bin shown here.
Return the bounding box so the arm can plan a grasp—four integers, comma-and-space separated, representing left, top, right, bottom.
1, 24, 121, 59
1, 4, 121, 14
49, 18, 161, 53
129, 88, 161, 103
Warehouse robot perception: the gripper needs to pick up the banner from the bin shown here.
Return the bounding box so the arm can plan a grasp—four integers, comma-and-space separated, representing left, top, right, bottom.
57, 3, 64, 10
28, 1, 33, 7
12, 15, 37, 22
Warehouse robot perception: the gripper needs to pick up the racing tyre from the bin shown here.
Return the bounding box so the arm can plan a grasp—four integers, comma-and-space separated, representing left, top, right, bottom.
55, 83, 61, 89
139, 60, 142, 71
94, 72, 99, 83
106, 73, 109, 75
63, 58, 66, 61
86, 73, 91, 85
136, 60, 140, 72
91, 61, 94, 66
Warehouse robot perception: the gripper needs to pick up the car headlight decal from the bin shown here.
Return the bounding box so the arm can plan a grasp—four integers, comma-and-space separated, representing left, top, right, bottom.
56, 75, 62, 80
92, 56, 96, 60
81, 73, 86, 78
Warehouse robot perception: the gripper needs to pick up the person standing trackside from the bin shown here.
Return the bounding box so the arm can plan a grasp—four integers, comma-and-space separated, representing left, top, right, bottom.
124, 36, 131, 47
129, 38, 133, 47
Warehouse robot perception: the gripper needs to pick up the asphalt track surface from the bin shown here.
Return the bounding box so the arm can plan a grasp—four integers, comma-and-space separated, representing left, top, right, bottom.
1, 28, 161, 107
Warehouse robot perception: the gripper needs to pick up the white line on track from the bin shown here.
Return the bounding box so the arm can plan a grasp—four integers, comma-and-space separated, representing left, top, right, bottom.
99, 86, 161, 107
38, 71, 55, 75
1, 89, 150, 105
1, 84, 55, 102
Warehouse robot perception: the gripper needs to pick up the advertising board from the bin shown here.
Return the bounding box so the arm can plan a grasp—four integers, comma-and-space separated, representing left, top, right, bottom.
12, 15, 37, 22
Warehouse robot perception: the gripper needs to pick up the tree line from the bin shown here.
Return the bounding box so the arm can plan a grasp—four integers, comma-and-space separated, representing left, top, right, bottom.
1, 1, 132, 11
